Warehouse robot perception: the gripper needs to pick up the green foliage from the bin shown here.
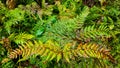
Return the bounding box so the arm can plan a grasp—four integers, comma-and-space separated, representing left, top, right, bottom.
79, 24, 111, 40
0, 0, 120, 68
38, 6, 89, 45
1, 61, 14, 68
8, 33, 35, 44
4, 8, 25, 34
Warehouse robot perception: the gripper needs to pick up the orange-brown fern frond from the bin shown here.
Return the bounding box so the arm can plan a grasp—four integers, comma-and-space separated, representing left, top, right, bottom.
73, 43, 116, 63
8, 48, 22, 59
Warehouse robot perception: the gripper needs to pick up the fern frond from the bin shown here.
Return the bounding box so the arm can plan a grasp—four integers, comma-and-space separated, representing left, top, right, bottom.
8, 48, 22, 59
8, 40, 60, 62
75, 43, 111, 59
76, 6, 90, 24
8, 40, 115, 63
39, 7, 90, 45
79, 25, 111, 40
8, 33, 34, 44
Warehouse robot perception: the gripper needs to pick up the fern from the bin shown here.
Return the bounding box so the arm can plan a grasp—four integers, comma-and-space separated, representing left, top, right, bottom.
76, 6, 90, 24
8, 33, 34, 44
8, 40, 115, 63
39, 6, 90, 45
79, 24, 111, 40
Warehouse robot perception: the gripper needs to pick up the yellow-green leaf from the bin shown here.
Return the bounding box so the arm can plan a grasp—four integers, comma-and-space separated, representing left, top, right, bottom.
57, 53, 62, 62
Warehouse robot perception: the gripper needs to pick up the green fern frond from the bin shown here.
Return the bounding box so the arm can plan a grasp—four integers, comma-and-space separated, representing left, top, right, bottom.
76, 6, 90, 24
8, 40, 115, 63
79, 25, 111, 40
8, 33, 34, 44
39, 6, 90, 44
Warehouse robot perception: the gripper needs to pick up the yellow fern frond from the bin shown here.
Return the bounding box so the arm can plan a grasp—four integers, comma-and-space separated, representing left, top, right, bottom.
8, 40, 115, 63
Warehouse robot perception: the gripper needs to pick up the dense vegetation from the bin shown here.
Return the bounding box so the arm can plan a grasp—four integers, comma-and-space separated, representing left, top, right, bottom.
0, 0, 120, 68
